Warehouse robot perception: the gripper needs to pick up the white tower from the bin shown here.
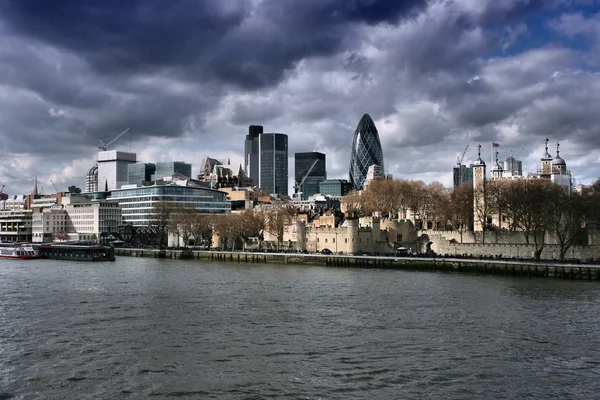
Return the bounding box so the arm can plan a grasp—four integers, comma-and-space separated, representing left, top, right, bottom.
97, 150, 137, 191
473, 144, 486, 232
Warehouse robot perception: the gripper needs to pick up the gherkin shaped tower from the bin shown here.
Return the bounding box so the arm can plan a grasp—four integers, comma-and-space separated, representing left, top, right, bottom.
349, 113, 384, 190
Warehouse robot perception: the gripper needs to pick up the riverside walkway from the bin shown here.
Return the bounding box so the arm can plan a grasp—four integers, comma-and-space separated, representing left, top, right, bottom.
115, 248, 600, 281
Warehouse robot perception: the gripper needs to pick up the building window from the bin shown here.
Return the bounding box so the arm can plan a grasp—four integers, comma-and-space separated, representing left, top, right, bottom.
325, 238, 327, 243
332, 238, 335, 243
345, 238, 348, 243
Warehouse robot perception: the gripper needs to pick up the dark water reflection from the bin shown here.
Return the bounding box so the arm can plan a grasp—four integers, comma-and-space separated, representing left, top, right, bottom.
1, 258, 599, 399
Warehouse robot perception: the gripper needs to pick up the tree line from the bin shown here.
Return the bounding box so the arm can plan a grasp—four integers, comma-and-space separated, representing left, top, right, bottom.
343, 178, 600, 261
149, 202, 294, 250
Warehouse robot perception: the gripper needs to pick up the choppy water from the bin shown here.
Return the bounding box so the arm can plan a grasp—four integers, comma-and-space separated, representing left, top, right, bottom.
1, 258, 600, 399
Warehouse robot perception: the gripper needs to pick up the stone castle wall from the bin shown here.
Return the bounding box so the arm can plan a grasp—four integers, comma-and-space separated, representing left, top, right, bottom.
427, 233, 600, 261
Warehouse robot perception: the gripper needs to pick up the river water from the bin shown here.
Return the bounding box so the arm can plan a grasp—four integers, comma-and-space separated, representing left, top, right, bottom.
1, 258, 599, 399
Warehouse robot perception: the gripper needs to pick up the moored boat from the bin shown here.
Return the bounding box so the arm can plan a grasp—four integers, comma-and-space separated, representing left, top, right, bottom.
35, 242, 116, 262
0, 243, 43, 260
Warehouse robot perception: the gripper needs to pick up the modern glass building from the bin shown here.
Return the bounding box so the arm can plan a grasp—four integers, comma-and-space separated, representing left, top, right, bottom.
107, 183, 230, 227
244, 126, 288, 196
153, 162, 192, 181
453, 165, 473, 188
295, 152, 326, 200
349, 114, 384, 190
319, 179, 353, 198
260, 133, 288, 196
244, 125, 263, 186
127, 163, 156, 185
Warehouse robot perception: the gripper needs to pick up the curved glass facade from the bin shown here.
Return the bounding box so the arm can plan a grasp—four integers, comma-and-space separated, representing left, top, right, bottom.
349, 114, 384, 190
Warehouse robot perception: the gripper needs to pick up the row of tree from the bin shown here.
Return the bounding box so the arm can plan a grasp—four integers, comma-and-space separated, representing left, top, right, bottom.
344, 177, 600, 261
149, 202, 294, 250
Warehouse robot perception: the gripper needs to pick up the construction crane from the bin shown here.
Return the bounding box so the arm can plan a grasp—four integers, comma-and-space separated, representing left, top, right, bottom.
457, 144, 469, 165
456, 144, 469, 187
99, 128, 130, 151
294, 159, 319, 194
0, 184, 4, 195
50, 179, 59, 193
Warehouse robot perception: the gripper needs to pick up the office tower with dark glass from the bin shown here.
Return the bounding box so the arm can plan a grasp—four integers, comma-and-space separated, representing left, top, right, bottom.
153, 162, 192, 180
128, 163, 156, 185
244, 126, 288, 196
244, 125, 263, 186
349, 113, 384, 190
295, 152, 326, 200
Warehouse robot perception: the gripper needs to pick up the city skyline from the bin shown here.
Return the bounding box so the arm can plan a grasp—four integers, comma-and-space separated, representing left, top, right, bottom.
1, 1, 600, 195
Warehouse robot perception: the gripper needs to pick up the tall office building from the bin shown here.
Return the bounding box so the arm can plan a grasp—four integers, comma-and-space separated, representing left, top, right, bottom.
453, 165, 474, 188
127, 163, 156, 185
349, 114, 384, 191
153, 162, 192, 180
97, 150, 137, 191
295, 152, 326, 200
503, 155, 523, 177
244, 125, 263, 186
244, 126, 288, 196
85, 164, 98, 193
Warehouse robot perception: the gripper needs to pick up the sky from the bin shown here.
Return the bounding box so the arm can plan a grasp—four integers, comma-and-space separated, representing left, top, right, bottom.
1, 0, 600, 196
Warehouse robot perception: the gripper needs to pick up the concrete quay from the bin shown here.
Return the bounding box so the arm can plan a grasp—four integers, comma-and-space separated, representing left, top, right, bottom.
115, 248, 600, 281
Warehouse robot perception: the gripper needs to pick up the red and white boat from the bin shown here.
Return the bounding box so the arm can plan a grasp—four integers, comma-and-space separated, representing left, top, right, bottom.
0, 243, 43, 259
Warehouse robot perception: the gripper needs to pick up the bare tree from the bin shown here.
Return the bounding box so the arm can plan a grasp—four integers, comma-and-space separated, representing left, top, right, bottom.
446, 183, 474, 243
263, 203, 295, 250
550, 187, 585, 261
149, 201, 175, 249
169, 204, 197, 247
236, 209, 265, 250
496, 179, 555, 260
342, 190, 363, 215
190, 214, 214, 249
212, 214, 236, 250
473, 182, 493, 244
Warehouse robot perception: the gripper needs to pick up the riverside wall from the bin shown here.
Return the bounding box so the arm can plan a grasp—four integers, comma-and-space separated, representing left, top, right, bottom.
114, 248, 600, 281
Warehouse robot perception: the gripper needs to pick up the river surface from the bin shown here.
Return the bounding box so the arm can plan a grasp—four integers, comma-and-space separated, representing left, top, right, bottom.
1, 258, 600, 399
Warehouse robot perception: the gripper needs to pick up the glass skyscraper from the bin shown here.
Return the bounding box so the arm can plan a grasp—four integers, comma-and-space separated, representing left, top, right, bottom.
127, 163, 156, 185
295, 152, 326, 200
244, 126, 288, 196
259, 133, 288, 196
349, 114, 384, 190
153, 162, 192, 181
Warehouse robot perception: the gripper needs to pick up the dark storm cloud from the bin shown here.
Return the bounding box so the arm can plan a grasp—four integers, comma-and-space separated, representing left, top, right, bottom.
0, 0, 426, 89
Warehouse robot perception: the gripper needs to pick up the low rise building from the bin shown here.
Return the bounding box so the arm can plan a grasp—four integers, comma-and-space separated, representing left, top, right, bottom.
106, 175, 230, 227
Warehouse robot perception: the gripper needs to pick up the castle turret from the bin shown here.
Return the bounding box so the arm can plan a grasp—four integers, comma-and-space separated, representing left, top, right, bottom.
491, 150, 503, 180
541, 137, 553, 176
473, 144, 486, 232
551, 142, 567, 175
347, 218, 359, 255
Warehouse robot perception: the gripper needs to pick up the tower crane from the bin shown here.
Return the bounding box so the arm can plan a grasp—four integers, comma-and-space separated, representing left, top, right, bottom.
456, 144, 469, 188
294, 159, 319, 194
457, 144, 469, 165
50, 179, 59, 193
99, 128, 131, 151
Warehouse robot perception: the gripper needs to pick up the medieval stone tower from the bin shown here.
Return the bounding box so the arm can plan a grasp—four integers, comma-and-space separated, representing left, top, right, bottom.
540, 137, 553, 177
491, 150, 503, 180
473, 144, 487, 232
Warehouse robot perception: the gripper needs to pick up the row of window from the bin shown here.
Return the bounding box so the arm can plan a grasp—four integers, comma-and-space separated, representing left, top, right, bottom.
316, 237, 368, 243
